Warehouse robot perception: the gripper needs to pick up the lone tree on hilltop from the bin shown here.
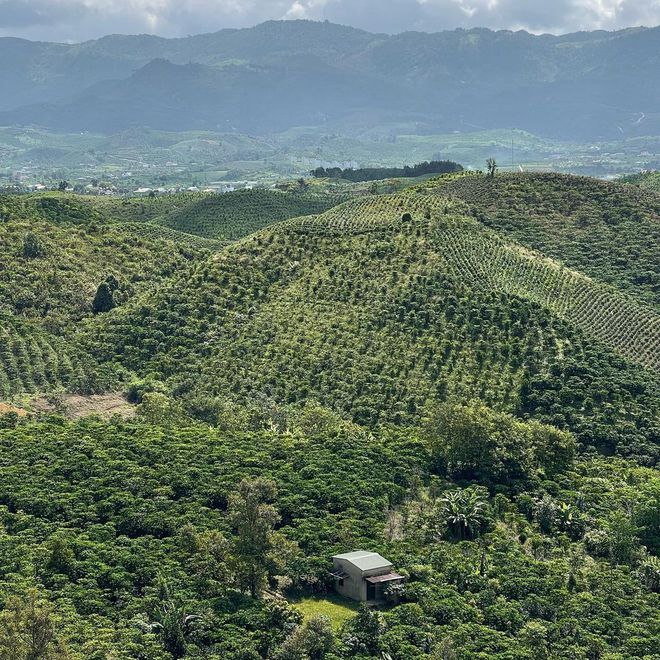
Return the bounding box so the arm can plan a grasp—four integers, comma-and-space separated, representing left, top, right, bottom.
486, 158, 498, 178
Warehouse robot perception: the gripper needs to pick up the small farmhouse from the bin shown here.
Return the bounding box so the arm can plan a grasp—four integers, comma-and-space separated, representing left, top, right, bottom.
331, 551, 404, 603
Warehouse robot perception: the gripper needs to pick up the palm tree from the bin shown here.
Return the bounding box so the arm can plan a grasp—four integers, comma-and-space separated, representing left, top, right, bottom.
638, 555, 660, 592
440, 489, 486, 540
145, 579, 201, 659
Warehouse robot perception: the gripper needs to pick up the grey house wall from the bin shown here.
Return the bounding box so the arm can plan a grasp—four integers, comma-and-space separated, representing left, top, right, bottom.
333, 557, 367, 601
332, 557, 397, 602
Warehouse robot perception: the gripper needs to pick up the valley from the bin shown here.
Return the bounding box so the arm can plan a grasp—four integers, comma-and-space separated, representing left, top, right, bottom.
0, 170, 659, 657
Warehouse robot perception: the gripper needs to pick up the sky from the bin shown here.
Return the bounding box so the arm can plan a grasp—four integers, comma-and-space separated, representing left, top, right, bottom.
1, 0, 660, 42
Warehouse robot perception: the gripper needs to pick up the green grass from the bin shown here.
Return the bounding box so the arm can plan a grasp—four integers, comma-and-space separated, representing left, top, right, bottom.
291, 594, 359, 630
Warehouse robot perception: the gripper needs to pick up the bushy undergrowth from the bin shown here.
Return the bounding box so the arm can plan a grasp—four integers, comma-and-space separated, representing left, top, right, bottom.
1, 175, 659, 659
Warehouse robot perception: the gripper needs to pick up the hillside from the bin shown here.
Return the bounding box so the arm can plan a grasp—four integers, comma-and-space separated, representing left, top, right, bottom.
87, 190, 660, 462
149, 188, 348, 240
1, 174, 660, 658
0, 194, 205, 322
622, 171, 660, 192
0, 193, 207, 396
2, 21, 660, 139
432, 173, 660, 309
3, 188, 347, 240
0, 187, 352, 398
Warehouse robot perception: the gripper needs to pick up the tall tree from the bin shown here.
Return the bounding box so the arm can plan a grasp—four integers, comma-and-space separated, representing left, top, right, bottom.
0, 589, 68, 660
228, 477, 280, 597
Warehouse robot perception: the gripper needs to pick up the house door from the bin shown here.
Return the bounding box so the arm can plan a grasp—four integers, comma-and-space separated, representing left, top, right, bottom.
366, 582, 376, 601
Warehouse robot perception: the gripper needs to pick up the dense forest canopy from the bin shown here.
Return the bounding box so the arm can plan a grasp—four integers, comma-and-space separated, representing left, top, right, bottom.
0, 172, 659, 658
310, 161, 463, 183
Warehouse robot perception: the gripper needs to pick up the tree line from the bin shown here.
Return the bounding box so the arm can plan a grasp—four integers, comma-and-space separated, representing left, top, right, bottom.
310, 160, 463, 182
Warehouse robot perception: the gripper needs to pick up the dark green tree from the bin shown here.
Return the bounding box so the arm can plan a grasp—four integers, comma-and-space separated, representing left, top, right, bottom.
92, 282, 115, 314
45, 537, 75, 576
341, 605, 383, 656
228, 477, 280, 598
275, 615, 334, 660
22, 232, 44, 259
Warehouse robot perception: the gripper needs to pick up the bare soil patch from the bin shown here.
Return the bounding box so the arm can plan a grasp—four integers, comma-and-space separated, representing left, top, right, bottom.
0, 403, 28, 417
31, 393, 136, 420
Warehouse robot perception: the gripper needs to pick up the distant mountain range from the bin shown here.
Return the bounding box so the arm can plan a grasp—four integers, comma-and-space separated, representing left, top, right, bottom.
2, 20, 660, 140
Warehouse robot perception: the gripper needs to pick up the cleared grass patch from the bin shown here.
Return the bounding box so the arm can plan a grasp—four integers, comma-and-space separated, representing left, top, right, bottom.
291, 593, 359, 630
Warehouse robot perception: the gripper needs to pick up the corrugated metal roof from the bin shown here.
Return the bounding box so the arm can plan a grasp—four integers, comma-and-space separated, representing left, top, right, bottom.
365, 572, 405, 584
332, 551, 393, 571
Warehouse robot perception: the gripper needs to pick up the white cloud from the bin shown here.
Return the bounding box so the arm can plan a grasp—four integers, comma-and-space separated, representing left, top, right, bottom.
0, 0, 659, 41
284, 0, 332, 19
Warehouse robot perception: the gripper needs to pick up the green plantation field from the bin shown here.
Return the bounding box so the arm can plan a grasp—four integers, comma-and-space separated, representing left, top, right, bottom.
0, 413, 659, 658
150, 188, 348, 240
622, 170, 660, 193
432, 172, 660, 309
0, 198, 205, 396
0, 319, 74, 397
117, 222, 228, 251
0, 199, 199, 323
1, 173, 660, 659
3, 188, 348, 243
89, 188, 660, 462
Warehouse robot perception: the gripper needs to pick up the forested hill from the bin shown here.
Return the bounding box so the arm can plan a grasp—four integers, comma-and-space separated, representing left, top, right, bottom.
2, 21, 660, 139
432, 173, 660, 309
1, 174, 660, 658
87, 182, 660, 462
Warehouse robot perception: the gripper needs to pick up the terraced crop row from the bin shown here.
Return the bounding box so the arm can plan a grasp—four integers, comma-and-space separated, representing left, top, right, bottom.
0, 320, 74, 398
280, 193, 458, 234
427, 172, 660, 310
118, 222, 227, 251
278, 196, 659, 371
153, 189, 348, 240
429, 221, 660, 371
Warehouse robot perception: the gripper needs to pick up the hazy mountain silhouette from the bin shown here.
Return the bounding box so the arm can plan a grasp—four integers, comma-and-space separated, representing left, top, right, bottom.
2, 20, 659, 139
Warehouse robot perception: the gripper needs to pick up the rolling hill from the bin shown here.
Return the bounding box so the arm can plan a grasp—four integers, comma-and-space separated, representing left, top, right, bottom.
0, 192, 208, 396
0, 186, 352, 398
85, 184, 660, 462
147, 188, 349, 240
430, 172, 660, 309
1, 173, 660, 659
623, 170, 660, 193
